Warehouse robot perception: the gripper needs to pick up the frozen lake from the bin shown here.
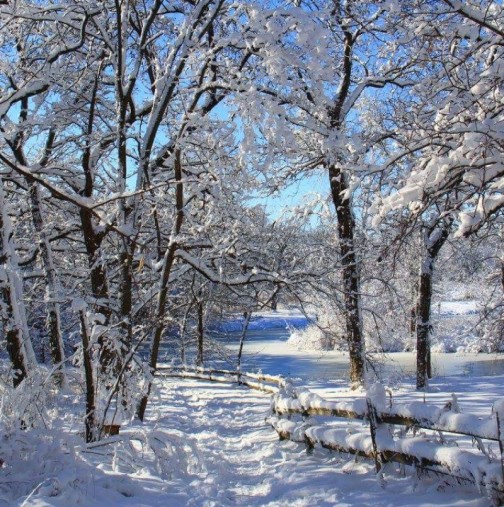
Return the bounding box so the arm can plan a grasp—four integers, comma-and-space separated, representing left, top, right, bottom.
212, 327, 504, 385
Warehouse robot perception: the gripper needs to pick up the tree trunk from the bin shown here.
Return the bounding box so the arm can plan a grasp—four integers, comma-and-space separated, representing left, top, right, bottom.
270, 290, 278, 311
28, 182, 65, 385
79, 308, 97, 443
328, 164, 365, 387
136, 150, 184, 421
0, 179, 31, 387
118, 240, 134, 346
196, 300, 205, 367
410, 278, 418, 337
136, 239, 178, 421
501, 256, 504, 293
179, 303, 193, 364
115, 6, 135, 360
79, 58, 114, 376
79, 208, 113, 373
416, 220, 451, 390
325, 19, 364, 388
416, 258, 433, 390
237, 311, 252, 376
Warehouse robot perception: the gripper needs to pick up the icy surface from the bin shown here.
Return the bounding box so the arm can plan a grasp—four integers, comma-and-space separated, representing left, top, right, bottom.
211, 309, 309, 332
217, 334, 504, 384
203, 309, 504, 383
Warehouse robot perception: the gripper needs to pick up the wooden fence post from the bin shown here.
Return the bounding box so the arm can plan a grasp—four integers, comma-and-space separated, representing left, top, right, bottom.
366, 397, 382, 473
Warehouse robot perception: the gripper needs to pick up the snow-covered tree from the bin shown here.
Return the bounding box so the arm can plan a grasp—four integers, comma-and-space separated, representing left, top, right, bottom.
372, 0, 504, 387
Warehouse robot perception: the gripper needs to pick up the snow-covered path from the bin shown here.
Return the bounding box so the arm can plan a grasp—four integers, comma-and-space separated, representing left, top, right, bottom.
20, 377, 492, 507
133, 379, 488, 507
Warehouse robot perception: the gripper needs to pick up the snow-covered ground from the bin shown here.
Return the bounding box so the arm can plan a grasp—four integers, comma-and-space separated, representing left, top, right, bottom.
4, 307, 504, 507
9, 376, 496, 507
437, 300, 478, 316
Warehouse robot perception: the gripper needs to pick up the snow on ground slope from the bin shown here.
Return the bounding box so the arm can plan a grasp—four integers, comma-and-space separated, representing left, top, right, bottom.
438, 301, 478, 316
20, 378, 489, 506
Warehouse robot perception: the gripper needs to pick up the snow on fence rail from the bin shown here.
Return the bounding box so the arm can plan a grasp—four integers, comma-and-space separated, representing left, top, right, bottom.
271, 383, 504, 504
273, 385, 503, 441
156, 366, 285, 394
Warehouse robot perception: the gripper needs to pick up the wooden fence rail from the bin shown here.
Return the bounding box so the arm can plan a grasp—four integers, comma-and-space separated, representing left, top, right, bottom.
157, 365, 285, 394
271, 383, 504, 505
273, 386, 502, 441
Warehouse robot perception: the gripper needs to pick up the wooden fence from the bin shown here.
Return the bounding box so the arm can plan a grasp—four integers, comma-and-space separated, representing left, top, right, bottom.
157, 365, 284, 394
271, 383, 504, 505
158, 367, 504, 504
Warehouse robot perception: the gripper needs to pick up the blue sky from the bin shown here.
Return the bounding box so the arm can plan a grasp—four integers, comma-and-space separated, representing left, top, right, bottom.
253, 170, 329, 220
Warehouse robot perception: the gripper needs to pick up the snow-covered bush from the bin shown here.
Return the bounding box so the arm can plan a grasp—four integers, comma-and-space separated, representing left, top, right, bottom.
287, 295, 346, 350
287, 298, 346, 351
0, 368, 56, 431
287, 324, 337, 351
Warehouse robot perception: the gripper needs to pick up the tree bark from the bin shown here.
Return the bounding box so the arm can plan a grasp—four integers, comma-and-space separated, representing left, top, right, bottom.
410, 278, 418, 337
79, 308, 97, 443
416, 258, 433, 390
79, 60, 114, 375
4, 103, 63, 380
136, 150, 185, 421
79, 207, 113, 371
179, 303, 193, 364
237, 311, 252, 376
325, 11, 365, 387
196, 300, 205, 367
270, 291, 278, 311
